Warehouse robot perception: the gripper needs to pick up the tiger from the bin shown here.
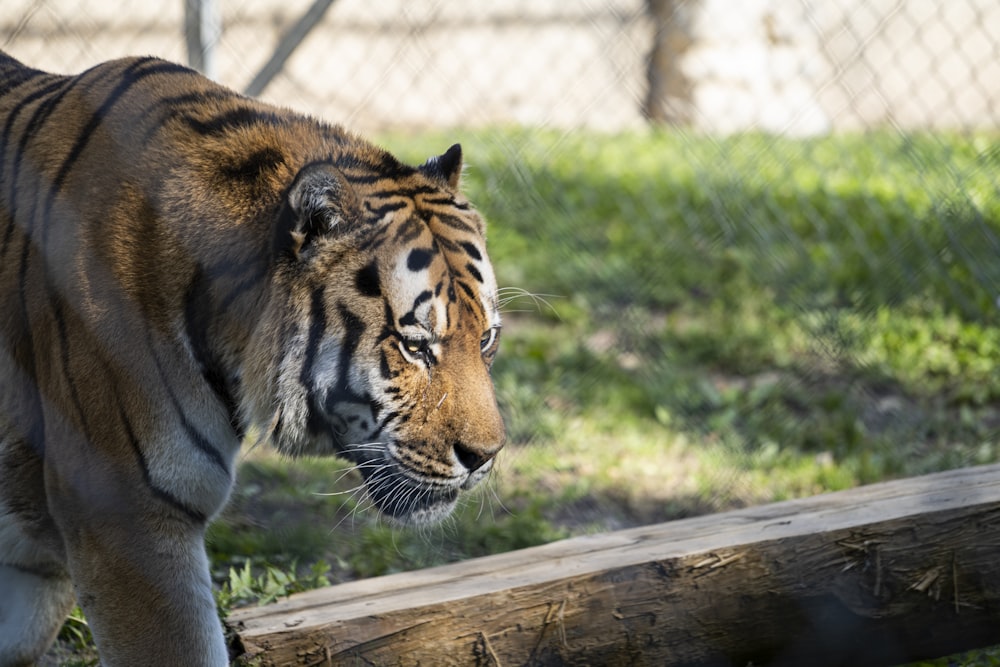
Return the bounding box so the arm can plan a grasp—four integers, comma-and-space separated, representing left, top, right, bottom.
0, 51, 505, 666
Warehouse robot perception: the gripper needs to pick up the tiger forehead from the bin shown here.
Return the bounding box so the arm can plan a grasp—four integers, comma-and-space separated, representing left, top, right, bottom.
379, 200, 487, 275
377, 212, 494, 336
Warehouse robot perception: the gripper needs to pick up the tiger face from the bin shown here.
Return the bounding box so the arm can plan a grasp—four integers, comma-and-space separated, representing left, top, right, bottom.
245, 145, 505, 525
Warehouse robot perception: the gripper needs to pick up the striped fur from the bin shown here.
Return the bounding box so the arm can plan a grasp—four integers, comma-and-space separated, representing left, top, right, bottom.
0, 52, 504, 666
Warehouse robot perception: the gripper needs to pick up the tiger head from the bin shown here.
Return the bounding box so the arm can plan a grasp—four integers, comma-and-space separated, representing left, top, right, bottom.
244, 143, 505, 525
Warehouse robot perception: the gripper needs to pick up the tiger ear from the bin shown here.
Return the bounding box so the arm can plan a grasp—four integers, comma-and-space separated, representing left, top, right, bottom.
419, 143, 463, 189
279, 162, 357, 258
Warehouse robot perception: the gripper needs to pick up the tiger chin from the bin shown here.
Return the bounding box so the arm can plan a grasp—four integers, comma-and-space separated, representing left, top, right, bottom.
0, 52, 505, 667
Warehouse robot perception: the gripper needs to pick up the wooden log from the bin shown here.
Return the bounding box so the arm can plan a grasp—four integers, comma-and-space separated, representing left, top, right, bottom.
229, 463, 1000, 666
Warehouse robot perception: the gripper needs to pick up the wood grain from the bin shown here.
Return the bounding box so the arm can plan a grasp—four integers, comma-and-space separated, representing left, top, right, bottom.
230, 463, 1000, 666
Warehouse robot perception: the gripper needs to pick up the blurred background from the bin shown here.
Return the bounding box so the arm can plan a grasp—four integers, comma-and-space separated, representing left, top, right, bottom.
5, 1, 1000, 663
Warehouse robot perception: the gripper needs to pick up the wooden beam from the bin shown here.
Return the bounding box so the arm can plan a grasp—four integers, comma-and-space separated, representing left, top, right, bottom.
230, 463, 1000, 666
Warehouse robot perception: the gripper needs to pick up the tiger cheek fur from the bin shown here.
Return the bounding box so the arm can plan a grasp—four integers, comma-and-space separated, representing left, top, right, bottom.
0, 51, 504, 667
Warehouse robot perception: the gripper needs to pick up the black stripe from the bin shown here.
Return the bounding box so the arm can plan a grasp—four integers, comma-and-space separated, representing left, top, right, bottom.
183, 269, 243, 441
221, 147, 285, 181
355, 261, 381, 298
0, 60, 46, 98
321, 303, 369, 416
398, 310, 418, 327
371, 410, 402, 441
379, 302, 397, 342
364, 199, 408, 219
301, 287, 327, 391
14, 238, 37, 422
456, 280, 477, 301
394, 217, 425, 244
217, 260, 268, 314
182, 106, 283, 136
149, 90, 225, 109
0, 75, 59, 213
46, 59, 185, 204
433, 212, 476, 234
413, 290, 433, 310
465, 261, 484, 283
4, 76, 76, 226
148, 324, 233, 470
434, 236, 460, 253
379, 349, 393, 380
372, 185, 436, 199
422, 194, 469, 210
302, 288, 332, 438
272, 411, 284, 442
407, 247, 434, 272
138, 89, 234, 146
339, 171, 382, 186
417, 194, 454, 206
338, 303, 366, 356
460, 241, 482, 261
52, 297, 96, 450
336, 153, 413, 182
357, 226, 389, 253
444, 287, 454, 330
114, 391, 207, 523
375, 151, 408, 176
272, 194, 301, 258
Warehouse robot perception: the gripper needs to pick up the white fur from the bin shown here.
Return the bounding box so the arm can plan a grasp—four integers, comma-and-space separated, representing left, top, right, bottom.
390, 242, 443, 336
0, 510, 74, 667
72, 534, 227, 667
141, 408, 240, 519
473, 243, 503, 329
0, 564, 74, 667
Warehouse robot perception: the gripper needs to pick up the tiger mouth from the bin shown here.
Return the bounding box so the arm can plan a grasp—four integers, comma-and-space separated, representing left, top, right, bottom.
361, 464, 461, 525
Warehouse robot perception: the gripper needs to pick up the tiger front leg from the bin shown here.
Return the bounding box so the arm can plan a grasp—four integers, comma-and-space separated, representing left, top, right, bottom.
0, 540, 75, 667
57, 505, 229, 667
0, 429, 77, 666
45, 445, 233, 667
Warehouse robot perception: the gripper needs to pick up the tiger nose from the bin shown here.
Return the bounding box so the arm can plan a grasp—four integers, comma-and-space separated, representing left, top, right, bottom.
453, 441, 500, 473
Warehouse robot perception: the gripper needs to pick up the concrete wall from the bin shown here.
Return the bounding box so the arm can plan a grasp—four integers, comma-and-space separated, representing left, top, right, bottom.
3, 0, 998, 134
646, 0, 1000, 135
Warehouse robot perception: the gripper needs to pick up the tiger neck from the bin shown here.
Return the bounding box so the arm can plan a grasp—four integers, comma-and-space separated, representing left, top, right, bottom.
180, 256, 271, 441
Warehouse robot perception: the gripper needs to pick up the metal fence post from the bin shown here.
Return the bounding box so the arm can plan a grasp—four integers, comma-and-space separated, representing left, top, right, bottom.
185, 0, 221, 79
243, 0, 338, 97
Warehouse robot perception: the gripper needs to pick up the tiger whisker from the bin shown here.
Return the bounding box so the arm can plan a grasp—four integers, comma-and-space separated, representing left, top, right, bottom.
315, 464, 382, 494
495, 287, 560, 316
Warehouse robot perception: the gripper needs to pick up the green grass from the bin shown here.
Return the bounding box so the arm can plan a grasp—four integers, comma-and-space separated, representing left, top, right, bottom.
50, 127, 1000, 665
430, 128, 1000, 508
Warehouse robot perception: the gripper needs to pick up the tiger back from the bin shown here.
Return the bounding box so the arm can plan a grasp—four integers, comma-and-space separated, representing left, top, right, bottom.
0, 52, 504, 667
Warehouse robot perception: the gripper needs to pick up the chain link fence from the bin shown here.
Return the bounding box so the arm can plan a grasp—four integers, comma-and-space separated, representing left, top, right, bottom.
4, 0, 1000, 573
6, 1, 1000, 131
